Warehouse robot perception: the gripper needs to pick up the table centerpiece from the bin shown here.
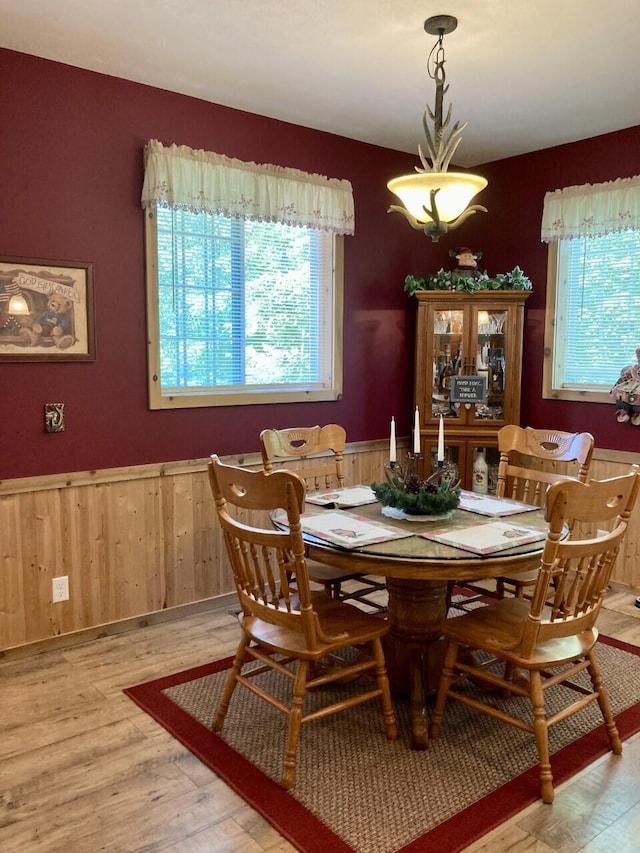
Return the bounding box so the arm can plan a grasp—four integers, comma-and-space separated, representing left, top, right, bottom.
371, 458, 461, 521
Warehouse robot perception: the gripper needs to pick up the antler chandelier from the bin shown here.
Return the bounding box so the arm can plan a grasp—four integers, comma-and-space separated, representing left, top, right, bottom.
387, 15, 487, 242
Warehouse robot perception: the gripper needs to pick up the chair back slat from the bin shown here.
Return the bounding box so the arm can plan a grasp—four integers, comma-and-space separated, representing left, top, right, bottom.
260, 424, 346, 490
520, 466, 640, 656
222, 524, 297, 610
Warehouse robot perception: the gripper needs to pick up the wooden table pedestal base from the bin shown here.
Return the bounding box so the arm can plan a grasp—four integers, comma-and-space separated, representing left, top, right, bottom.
384, 577, 449, 750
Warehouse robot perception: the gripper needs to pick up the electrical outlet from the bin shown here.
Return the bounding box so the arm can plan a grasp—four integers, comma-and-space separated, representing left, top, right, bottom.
52, 576, 69, 603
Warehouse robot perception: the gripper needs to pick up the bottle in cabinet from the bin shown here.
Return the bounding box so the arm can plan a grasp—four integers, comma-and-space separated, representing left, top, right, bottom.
453, 342, 463, 375
490, 348, 504, 389
433, 353, 445, 392
488, 348, 505, 405
472, 448, 489, 494
439, 344, 454, 393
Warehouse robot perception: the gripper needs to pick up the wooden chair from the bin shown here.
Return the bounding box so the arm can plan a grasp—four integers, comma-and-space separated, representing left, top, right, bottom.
260, 424, 387, 611
208, 455, 397, 790
493, 425, 595, 598
454, 426, 595, 608
430, 466, 640, 804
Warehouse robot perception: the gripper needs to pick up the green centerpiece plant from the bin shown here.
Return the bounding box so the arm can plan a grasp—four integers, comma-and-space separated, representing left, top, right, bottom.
371, 468, 461, 516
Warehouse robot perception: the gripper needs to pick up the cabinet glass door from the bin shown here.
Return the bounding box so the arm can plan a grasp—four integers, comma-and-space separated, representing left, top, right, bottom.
431, 308, 464, 421
474, 309, 507, 422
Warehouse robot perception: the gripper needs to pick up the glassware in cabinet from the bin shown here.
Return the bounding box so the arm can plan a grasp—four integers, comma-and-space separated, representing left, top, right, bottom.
414, 290, 530, 491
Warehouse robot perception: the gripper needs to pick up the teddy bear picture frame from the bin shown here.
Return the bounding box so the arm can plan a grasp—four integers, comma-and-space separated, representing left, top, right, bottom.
0, 256, 95, 361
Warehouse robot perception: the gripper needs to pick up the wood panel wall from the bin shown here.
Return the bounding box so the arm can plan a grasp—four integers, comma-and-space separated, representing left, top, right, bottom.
1, 444, 638, 653
0, 442, 392, 652
584, 451, 640, 588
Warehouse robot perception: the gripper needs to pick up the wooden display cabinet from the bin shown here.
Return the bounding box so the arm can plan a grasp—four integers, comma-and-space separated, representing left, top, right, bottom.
413, 290, 531, 490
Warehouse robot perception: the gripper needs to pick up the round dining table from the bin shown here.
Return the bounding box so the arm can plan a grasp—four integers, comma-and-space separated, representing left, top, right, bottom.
293, 499, 549, 750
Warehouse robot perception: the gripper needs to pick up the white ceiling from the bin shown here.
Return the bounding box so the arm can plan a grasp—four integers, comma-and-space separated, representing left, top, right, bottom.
2, 0, 640, 167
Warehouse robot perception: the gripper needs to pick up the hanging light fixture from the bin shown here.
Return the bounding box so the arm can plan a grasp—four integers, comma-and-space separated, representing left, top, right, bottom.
387, 14, 487, 242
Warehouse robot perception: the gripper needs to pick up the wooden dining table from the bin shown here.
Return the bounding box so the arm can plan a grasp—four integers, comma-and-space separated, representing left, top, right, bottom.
288, 499, 550, 750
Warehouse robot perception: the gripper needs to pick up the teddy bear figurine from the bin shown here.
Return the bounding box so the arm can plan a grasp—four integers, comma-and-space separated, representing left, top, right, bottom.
610, 348, 640, 425
19, 292, 75, 349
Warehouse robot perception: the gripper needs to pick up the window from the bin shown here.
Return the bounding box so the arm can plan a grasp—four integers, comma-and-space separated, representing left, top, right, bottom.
541, 176, 640, 403
147, 208, 341, 407
141, 140, 353, 409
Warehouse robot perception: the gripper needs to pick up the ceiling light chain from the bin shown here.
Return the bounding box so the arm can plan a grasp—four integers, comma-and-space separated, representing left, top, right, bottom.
387, 14, 488, 242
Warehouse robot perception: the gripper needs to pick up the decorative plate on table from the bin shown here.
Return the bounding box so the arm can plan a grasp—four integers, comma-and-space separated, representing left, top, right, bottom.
381, 506, 453, 523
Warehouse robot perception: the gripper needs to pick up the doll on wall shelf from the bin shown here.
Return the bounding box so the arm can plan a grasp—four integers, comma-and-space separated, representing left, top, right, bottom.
610, 348, 640, 425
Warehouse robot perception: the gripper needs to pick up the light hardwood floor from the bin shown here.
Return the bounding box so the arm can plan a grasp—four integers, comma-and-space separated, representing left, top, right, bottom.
1, 591, 639, 853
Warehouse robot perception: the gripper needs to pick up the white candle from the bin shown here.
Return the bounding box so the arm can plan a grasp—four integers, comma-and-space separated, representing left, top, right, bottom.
413, 406, 421, 454
437, 414, 445, 462
389, 416, 397, 463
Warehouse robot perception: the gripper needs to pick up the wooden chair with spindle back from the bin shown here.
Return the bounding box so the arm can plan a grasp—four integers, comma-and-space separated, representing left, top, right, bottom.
260, 424, 387, 611
208, 455, 397, 789
452, 426, 595, 609
430, 466, 640, 804
493, 425, 595, 598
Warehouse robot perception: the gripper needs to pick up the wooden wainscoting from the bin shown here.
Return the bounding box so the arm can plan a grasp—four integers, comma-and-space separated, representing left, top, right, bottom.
0, 441, 394, 652
1, 443, 638, 654
587, 450, 640, 589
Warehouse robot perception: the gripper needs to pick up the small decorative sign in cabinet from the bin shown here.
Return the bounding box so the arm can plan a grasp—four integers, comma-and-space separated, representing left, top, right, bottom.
413, 289, 531, 491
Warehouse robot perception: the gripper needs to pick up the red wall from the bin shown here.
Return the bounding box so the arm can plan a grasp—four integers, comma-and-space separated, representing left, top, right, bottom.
471, 127, 640, 454
0, 49, 435, 479
2, 48, 639, 479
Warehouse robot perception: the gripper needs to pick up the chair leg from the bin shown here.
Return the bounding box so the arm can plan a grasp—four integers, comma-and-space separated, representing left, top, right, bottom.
502, 660, 531, 695
445, 581, 454, 612
502, 659, 517, 698
429, 640, 458, 739
213, 635, 248, 732
282, 659, 308, 790
371, 637, 398, 740
587, 651, 622, 754
529, 670, 554, 804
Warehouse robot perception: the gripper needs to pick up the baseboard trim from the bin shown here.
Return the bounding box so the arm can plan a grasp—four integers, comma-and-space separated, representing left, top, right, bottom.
0, 593, 237, 663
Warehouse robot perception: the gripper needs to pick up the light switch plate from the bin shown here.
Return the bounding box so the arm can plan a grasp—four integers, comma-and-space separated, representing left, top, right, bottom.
45, 402, 65, 432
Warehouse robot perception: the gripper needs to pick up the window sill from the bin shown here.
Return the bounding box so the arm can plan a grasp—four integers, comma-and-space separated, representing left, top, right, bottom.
541, 387, 612, 404
148, 386, 342, 410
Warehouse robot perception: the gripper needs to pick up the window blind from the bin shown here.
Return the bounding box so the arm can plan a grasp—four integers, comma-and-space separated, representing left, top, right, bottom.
555, 231, 640, 388
155, 208, 335, 393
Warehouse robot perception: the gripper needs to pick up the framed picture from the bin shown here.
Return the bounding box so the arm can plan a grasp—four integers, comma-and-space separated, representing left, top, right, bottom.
0, 256, 95, 361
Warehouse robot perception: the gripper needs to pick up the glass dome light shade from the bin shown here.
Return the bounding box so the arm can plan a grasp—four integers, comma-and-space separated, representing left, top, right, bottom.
387, 172, 487, 224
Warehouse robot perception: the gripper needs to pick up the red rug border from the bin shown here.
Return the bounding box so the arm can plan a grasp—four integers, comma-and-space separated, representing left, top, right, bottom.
125, 656, 351, 853
124, 635, 640, 853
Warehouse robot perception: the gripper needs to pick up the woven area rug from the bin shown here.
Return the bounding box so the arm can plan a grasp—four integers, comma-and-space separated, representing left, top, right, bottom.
125, 632, 640, 853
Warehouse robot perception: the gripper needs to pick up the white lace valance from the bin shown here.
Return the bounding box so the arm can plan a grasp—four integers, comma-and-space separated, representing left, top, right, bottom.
541, 175, 640, 242
141, 139, 355, 236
